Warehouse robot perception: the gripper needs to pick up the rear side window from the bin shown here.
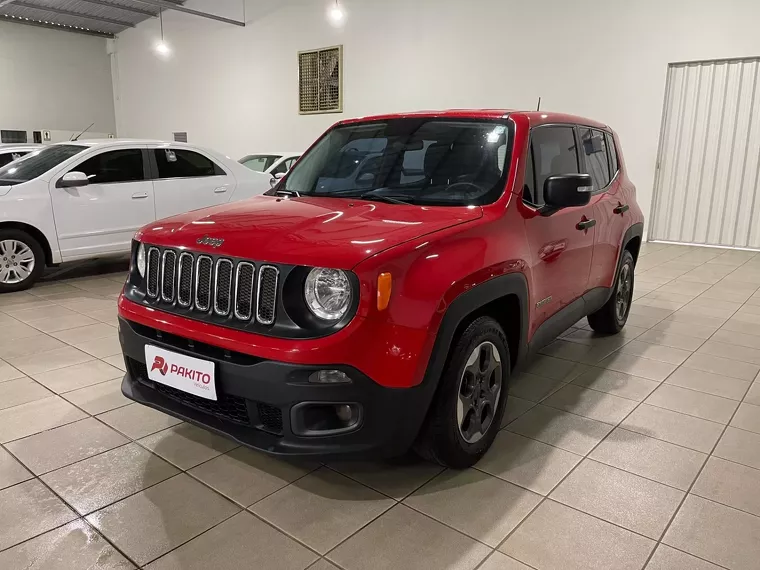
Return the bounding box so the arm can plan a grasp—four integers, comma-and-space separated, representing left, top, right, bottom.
75, 149, 145, 184
528, 126, 579, 206
0, 153, 17, 168
606, 132, 619, 174
154, 149, 224, 179
580, 128, 611, 191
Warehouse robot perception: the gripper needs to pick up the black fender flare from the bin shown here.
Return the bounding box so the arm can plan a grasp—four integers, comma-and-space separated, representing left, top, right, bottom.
420, 272, 530, 392
615, 222, 644, 282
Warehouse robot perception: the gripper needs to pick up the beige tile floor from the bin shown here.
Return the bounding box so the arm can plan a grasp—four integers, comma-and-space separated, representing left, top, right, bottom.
1, 243, 760, 569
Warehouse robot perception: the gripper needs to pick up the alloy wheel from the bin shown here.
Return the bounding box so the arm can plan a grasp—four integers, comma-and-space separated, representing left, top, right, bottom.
457, 341, 502, 444
615, 263, 632, 322
0, 240, 35, 285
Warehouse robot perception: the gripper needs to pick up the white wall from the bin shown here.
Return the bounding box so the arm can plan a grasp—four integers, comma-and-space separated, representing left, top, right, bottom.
0, 21, 116, 137
112, 0, 760, 221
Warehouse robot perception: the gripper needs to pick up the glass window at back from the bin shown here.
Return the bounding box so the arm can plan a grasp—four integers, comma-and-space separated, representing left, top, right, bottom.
155, 149, 223, 178
283, 119, 513, 206
581, 128, 610, 191
530, 127, 579, 205
75, 149, 144, 184
606, 132, 619, 174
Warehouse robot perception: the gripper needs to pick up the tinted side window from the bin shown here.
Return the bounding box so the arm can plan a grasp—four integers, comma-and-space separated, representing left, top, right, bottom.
75, 149, 144, 184
530, 126, 579, 205
154, 149, 224, 178
580, 128, 611, 191
0, 153, 15, 168
606, 132, 619, 174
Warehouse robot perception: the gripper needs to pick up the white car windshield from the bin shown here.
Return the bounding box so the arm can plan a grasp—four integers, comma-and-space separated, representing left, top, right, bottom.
0, 145, 86, 186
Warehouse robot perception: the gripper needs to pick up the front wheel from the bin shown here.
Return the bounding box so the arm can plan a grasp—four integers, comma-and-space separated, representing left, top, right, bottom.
0, 230, 45, 293
587, 250, 635, 334
415, 316, 510, 468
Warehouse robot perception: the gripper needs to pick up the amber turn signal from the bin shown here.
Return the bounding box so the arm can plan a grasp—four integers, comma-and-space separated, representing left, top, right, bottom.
377, 272, 392, 311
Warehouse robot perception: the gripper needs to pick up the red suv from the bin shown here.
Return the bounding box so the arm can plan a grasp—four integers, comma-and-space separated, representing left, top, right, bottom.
118, 110, 643, 468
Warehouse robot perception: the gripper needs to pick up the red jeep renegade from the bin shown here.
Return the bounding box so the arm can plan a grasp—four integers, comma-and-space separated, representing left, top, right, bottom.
118, 110, 644, 468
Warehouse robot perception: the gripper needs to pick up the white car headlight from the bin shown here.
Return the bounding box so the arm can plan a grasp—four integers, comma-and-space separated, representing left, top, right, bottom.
136, 243, 146, 278
304, 267, 352, 321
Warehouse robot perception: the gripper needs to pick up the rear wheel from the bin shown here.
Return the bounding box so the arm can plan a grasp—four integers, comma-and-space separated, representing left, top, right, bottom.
587, 250, 634, 334
415, 316, 510, 468
0, 230, 45, 293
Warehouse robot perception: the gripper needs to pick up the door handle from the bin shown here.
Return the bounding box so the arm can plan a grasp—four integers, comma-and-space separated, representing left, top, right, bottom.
214, 186, 228, 193
576, 219, 597, 231
613, 204, 629, 215
131, 192, 149, 199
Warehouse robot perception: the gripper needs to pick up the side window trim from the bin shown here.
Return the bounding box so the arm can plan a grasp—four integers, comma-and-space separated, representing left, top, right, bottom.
66, 146, 147, 185
606, 132, 620, 183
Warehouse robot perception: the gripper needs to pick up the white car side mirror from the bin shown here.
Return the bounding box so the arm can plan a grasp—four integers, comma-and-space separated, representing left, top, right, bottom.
57, 171, 89, 188
269, 172, 286, 188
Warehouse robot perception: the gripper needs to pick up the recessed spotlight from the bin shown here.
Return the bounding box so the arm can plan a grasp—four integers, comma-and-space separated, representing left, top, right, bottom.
155, 41, 171, 55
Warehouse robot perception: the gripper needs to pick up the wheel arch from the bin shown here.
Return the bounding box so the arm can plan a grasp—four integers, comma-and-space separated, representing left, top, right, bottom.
422, 272, 530, 389
0, 221, 53, 266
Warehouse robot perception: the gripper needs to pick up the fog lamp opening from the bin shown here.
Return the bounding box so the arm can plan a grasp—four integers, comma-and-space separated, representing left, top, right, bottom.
291, 402, 363, 436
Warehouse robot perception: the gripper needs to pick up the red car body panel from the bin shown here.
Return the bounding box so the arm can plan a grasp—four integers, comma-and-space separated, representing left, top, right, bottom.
120, 110, 643, 392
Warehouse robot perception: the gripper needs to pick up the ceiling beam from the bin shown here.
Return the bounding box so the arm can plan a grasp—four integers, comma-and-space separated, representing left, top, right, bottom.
0, 13, 114, 37
129, 0, 245, 27
74, 0, 157, 18
14, 1, 136, 27
0, 0, 16, 7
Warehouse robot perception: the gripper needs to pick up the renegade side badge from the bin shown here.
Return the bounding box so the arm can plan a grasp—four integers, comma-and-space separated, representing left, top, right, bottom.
536, 296, 553, 309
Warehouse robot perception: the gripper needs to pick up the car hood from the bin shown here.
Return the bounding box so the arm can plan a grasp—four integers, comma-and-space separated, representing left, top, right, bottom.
136, 195, 483, 269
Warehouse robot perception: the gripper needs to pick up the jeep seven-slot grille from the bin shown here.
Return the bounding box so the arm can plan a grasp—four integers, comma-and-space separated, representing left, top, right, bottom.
145, 247, 277, 325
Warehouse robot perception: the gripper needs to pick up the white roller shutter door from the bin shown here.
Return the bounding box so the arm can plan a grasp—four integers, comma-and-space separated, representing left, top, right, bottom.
650, 57, 760, 249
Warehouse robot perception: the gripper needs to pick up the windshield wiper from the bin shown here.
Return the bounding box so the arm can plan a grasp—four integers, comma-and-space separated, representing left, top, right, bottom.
357, 193, 412, 205
274, 189, 301, 198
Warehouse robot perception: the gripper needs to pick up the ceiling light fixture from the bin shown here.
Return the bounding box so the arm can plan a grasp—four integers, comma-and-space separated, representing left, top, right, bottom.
328, 0, 345, 24
154, 8, 171, 56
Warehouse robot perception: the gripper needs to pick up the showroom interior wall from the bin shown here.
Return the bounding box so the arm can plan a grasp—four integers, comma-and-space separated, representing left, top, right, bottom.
0, 20, 116, 138
111, 0, 760, 222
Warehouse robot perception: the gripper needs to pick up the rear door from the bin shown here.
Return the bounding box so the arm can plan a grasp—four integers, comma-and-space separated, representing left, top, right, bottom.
581, 127, 628, 290
151, 147, 233, 219
522, 125, 596, 323
51, 146, 155, 259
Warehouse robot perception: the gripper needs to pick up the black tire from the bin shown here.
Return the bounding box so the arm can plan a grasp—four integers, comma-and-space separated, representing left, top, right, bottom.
0, 229, 45, 293
415, 316, 510, 469
588, 250, 635, 334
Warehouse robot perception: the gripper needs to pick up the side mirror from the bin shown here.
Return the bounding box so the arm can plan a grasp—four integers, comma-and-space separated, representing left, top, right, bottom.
57, 171, 89, 188
542, 174, 593, 213
269, 172, 285, 188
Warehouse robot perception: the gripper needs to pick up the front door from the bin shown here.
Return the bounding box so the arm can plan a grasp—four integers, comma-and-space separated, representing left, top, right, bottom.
151, 148, 232, 219
51, 147, 155, 260
522, 125, 596, 330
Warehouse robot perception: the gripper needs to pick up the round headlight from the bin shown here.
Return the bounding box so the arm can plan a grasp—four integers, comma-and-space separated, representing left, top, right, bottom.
136, 243, 146, 278
304, 268, 352, 321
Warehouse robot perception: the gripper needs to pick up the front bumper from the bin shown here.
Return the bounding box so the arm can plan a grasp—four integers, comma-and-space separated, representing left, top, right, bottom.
119, 318, 436, 459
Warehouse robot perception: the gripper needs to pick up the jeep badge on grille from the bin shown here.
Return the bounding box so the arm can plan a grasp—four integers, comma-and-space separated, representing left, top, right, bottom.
196, 235, 224, 248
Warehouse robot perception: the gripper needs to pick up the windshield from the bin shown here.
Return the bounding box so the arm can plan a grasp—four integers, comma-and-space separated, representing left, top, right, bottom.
0, 145, 86, 186
281, 118, 513, 206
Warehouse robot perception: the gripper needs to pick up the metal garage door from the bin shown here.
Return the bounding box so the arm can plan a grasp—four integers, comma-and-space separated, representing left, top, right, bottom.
650, 57, 760, 249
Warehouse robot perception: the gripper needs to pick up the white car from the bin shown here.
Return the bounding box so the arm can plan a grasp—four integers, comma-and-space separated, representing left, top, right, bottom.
0, 139, 271, 292
239, 152, 301, 179
0, 144, 43, 169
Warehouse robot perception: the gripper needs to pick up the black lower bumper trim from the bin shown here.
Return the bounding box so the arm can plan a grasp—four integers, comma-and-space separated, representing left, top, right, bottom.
118, 318, 436, 459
